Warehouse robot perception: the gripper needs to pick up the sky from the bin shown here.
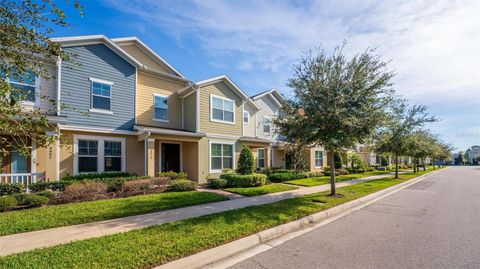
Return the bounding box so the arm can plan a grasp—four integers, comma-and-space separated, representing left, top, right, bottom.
53, 0, 479, 151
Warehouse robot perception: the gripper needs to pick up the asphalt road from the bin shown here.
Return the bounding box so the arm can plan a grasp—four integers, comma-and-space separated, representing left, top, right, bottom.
229, 167, 480, 269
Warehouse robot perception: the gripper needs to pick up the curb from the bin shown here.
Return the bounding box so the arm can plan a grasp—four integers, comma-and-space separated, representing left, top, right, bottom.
156, 169, 445, 269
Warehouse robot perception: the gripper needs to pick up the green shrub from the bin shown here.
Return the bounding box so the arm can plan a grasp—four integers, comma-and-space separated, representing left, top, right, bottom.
268, 172, 307, 182
334, 152, 343, 169
237, 147, 254, 175
0, 196, 18, 211
24, 195, 49, 207
207, 178, 227, 189
0, 183, 24, 195
169, 180, 197, 192
220, 173, 267, 187
13, 193, 30, 205
380, 156, 389, 166
36, 190, 55, 200
61, 172, 132, 181
30, 181, 70, 192
157, 172, 188, 180
302, 171, 325, 178
105, 178, 126, 192
337, 169, 349, 175
324, 170, 340, 176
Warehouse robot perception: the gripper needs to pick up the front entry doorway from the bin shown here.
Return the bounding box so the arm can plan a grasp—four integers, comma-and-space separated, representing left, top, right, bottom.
161, 143, 180, 172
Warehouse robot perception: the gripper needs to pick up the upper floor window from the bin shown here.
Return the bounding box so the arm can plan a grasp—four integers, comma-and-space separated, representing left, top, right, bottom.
263, 116, 271, 134
243, 110, 249, 124
90, 78, 113, 111
315, 151, 324, 167
7, 71, 36, 103
154, 94, 168, 121
211, 95, 234, 123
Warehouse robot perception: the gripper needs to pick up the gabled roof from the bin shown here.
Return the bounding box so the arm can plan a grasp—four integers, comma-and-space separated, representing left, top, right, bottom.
251, 88, 286, 107
112, 37, 187, 80
196, 75, 260, 110
51, 35, 144, 68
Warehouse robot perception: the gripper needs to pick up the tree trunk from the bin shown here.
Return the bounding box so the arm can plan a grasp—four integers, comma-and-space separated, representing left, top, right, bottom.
328, 149, 336, 196
394, 153, 399, 179
423, 158, 426, 171
413, 158, 417, 173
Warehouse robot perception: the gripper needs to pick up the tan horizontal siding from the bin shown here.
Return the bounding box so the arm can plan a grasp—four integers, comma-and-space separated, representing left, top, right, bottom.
120, 44, 174, 75
199, 81, 242, 136
136, 71, 186, 129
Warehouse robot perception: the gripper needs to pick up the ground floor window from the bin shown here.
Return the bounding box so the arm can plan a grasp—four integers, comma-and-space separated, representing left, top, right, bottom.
315, 150, 323, 167
258, 149, 265, 168
211, 143, 233, 172
75, 136, 125, 174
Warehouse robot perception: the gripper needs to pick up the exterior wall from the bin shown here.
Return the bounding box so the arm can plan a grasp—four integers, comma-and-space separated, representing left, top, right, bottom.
254, 94, 281, 141
60, 44, 136, 131
183, 92, 197, 132
183, 141, 199, 182
199, 137, 242, 180
119, 44, 174, 75
136, 71, 186, 129
59, 130, 143, 178
243, 103, 256, 137
199, 81, 243, 136
37, 63, 58, 113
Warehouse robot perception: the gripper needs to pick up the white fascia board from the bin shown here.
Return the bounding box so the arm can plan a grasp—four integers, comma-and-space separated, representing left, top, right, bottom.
51, 35, 144, 69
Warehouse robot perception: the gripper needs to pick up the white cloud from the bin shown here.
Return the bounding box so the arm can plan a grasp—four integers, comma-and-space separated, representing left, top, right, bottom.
103, 0, 480, 148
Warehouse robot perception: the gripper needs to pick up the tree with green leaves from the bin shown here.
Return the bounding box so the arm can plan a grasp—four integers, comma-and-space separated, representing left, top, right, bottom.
0, 1, 83, 161
456, 151, 465, 165
237, 147, 254, 175
405, 130, 437, 172
376, 101, 437, 178
275, 44, 395, 196
334, 151, 343, 169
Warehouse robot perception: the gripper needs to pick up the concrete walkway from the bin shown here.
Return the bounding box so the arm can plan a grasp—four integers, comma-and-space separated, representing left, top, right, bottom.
0, 172, 399, 256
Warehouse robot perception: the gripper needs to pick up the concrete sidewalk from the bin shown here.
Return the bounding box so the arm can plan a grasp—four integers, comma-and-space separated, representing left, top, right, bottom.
0, 172, 399, 256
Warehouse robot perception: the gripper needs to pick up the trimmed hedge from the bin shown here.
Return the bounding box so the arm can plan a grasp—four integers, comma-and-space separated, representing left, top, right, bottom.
29, 181, 70, 192
157, 172, 188, 180
61, 172, 132, 181
169, 180, 197, 192
24, 195, 49, 207
0, 183, 24, 195
207, 178, 227, 189
220, 173, 267, 187
268, 172, 308, 182
0, 196, 17, 211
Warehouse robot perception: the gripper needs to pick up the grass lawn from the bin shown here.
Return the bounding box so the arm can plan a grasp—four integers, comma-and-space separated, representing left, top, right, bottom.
0, 191, 227, 236
0, 170, 435, 269
224, 184, 298, 196
286, 170, 391, 187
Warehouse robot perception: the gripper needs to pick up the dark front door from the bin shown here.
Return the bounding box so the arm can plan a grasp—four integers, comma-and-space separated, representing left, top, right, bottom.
161, 143, 180, 172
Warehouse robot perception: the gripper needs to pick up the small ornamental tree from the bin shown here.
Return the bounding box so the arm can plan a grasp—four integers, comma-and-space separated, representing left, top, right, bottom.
237, 147, 254, 175
334, 151, 343, 169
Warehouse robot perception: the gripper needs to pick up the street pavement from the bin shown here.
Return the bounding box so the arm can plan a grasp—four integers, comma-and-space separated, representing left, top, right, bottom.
229, 167, 480, 269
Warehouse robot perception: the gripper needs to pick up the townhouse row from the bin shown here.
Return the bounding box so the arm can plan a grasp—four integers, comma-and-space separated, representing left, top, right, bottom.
1, 35, 327, 183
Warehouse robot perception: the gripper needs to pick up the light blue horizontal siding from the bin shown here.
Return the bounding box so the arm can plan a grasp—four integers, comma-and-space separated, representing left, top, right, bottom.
60, 44, 136, 131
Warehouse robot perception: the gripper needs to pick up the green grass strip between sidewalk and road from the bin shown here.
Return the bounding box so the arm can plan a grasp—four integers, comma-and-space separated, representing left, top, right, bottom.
286, 170, 391, 187
224, 184, 298, 196
0, 170, 438, 269
0, 191, 228, 236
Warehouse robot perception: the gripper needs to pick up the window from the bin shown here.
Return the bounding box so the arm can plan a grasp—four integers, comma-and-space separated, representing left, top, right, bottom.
243, 110, 249, 124
154, 95, 168, 121
7, 71, 36, 103
91, 80, 112, 110
211, 95, 234, 123
78, 140, 98, 173
315, 151, 323, 167
263, 117, 271, 134
75, 136, 125, 174
211, 143, 233, 171
104, 141, 122, 172
258, 149, 265, 168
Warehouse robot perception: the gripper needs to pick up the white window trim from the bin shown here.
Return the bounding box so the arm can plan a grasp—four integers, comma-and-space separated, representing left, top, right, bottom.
263, 116, 272, 135
243, 109, 250, 124
73, 135, 126, 175
210, 94, 235, 125
258, 148, 265, 168
314, 150, 324, 168
5, 74, 38, 106
90, 77, 113, 112
152, 93, 169, 122
209, 140, 235, 173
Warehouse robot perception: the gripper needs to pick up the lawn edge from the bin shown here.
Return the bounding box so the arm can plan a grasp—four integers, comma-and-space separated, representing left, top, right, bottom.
157, 168, 446, 269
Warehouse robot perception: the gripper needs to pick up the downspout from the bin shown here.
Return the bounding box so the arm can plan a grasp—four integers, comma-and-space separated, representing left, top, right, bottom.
144, 131, 151, 176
